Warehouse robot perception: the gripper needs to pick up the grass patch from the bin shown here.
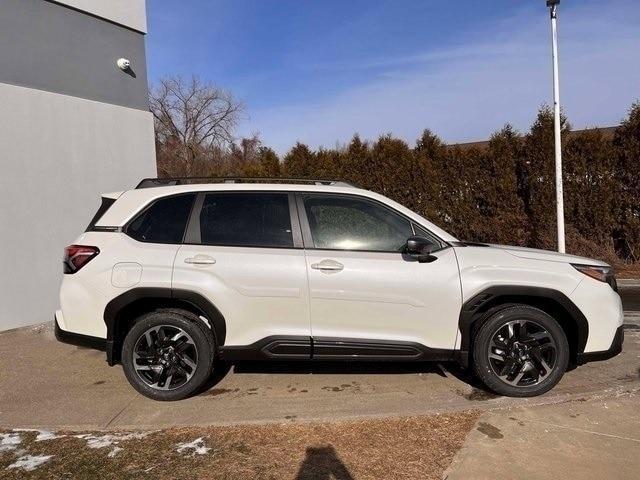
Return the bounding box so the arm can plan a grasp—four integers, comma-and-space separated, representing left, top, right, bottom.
0, 410, 480, 479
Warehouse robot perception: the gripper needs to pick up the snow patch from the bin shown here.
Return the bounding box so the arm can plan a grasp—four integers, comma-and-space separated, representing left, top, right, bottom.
176, 437, 211, 456
107, 446, 123, 458
7, 454, 53, 472
14, 429, 64, 442
0, 433, 22, 453
75, 432, 151, 450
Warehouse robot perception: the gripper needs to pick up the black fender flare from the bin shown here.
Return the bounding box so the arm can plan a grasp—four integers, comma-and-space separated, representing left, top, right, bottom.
457, 285, 588, 367
103, 287, 227, 365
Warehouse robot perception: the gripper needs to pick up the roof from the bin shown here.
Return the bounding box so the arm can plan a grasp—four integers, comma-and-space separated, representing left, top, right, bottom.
135, 177, 356, 189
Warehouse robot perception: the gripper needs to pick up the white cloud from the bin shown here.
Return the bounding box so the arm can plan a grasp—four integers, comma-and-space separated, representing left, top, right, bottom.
241, 2, 639, 154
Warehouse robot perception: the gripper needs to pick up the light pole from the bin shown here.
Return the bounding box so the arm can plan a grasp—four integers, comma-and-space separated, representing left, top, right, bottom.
547, 0, 565, 253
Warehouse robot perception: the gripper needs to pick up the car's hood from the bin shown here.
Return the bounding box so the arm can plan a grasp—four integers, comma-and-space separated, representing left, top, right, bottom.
454, 242, 609, 266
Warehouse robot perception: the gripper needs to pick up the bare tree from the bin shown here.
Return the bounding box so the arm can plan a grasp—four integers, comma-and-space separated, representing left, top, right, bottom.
150, 76, 244, 175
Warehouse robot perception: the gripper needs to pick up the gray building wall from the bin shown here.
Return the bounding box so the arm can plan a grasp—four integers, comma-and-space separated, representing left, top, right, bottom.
0, 0, 149, 110
0, 0, 155, 331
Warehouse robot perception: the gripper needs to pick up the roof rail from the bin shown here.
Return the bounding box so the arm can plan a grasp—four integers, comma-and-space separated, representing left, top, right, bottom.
135, 177, 356, 189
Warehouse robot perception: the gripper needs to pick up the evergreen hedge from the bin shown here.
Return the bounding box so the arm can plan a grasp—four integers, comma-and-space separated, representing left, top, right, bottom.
157, 103, 640, 265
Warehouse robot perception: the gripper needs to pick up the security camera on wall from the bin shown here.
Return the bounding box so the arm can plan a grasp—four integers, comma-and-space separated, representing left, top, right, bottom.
117, 58, 131, 71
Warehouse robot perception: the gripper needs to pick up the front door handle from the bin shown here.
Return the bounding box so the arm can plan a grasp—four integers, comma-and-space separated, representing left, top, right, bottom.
184, 255, 216, 265
311, 259, 344, 272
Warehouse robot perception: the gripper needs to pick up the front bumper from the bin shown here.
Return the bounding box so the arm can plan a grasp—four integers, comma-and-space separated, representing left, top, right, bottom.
569, 277, 624, 352
576, 325, 624, 365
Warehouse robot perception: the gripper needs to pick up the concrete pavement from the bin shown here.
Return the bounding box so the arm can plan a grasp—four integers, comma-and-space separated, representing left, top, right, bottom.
0, 313, 638, 431
445, 394, 640, 480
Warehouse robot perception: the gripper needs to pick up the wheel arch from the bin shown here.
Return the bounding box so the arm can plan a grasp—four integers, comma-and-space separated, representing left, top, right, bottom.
457, 286, 588, 367
103, 287, 227, 365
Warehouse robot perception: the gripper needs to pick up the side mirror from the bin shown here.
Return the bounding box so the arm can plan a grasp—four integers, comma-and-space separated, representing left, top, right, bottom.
405, 236, 438, 263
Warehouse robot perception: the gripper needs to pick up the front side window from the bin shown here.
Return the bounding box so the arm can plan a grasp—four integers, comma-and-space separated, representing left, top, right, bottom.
413, 223, 441, 246
127, 194, 195, 244
199, 193, 293, 248
303, 195, 413, 252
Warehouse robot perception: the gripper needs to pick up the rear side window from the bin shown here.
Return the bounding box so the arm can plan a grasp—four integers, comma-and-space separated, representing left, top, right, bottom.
126, 194, 195, 244
199, 193, 293, 248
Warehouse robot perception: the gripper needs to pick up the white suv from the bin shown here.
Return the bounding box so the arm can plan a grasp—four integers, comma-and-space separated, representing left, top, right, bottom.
55, 178, 624, 401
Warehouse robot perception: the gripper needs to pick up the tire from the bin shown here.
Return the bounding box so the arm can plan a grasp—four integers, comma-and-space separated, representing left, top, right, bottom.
122, 310, 215, 401
472, 305, 569, 397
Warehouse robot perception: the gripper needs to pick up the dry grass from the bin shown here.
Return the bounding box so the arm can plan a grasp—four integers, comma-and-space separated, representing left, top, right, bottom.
0, 410, 480, 479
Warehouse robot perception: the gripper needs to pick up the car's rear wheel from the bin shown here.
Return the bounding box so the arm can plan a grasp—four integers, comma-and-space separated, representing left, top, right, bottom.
472, 305, 569, 397
122, 310, 214, 401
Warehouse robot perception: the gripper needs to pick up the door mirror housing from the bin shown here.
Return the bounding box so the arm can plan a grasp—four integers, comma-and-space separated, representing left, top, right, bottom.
405, 236, 438, 262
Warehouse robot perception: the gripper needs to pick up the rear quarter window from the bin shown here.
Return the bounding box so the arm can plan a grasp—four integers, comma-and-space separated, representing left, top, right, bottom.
126, 194, 196, 244
86, 197, 116, 231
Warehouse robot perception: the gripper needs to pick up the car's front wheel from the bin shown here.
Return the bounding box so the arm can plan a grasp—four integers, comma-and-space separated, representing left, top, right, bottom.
122, 310, 214, 401
472, 305, 569, 397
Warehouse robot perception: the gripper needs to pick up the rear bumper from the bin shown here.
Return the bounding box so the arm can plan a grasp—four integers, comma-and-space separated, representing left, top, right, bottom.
54, 314, 106, 352
576, 325, 624, 365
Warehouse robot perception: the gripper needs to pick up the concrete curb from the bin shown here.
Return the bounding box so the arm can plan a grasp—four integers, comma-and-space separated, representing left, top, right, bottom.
618, 279, 640, 287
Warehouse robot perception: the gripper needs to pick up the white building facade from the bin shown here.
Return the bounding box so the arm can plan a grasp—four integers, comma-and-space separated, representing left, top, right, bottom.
0, 0, 156, 330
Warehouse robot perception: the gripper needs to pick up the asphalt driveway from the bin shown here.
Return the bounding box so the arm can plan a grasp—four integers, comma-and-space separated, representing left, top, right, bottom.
619, 283, 640, 311
0, 313, 638, 431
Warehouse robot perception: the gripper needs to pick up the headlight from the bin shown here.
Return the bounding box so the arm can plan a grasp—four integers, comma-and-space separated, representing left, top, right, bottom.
571, 264, 616, 290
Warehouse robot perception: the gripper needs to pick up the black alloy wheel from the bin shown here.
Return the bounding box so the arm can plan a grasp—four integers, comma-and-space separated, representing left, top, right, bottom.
487, 319, 557, 387
122, 310, 215, 401
132, 325, 198, 391
473, 305, 569, 397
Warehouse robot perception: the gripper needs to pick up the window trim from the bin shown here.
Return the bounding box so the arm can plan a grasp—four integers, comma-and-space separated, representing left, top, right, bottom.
295, 192, 448, 254
123, 193, 197, 245
183, 190, 304, 250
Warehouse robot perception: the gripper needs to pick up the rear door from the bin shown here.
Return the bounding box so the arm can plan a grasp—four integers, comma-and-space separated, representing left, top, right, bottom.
172, 191, 311, 350
298, 193, 461, 359
120, 193, 197, 290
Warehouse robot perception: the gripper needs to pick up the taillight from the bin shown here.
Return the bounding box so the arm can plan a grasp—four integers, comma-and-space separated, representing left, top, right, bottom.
63, 245, 100, 274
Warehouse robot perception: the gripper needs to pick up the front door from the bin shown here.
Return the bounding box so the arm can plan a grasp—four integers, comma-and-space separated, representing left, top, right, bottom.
172, 192, 310, 351
298, 193, 461, 359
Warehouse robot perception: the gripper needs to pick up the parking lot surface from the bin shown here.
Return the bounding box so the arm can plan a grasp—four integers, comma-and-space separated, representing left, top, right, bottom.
1, 313, 638, 431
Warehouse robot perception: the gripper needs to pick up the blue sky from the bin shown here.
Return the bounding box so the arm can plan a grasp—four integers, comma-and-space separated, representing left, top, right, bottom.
147, 0, 639, 153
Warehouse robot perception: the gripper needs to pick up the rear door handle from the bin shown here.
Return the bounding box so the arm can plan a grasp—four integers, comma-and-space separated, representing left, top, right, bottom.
184, 255, 216, 265
311, 259, 344, 272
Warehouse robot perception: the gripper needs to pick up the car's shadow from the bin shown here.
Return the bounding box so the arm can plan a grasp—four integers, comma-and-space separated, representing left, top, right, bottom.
198, 360, 495, 397
233, 360, 447, 376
